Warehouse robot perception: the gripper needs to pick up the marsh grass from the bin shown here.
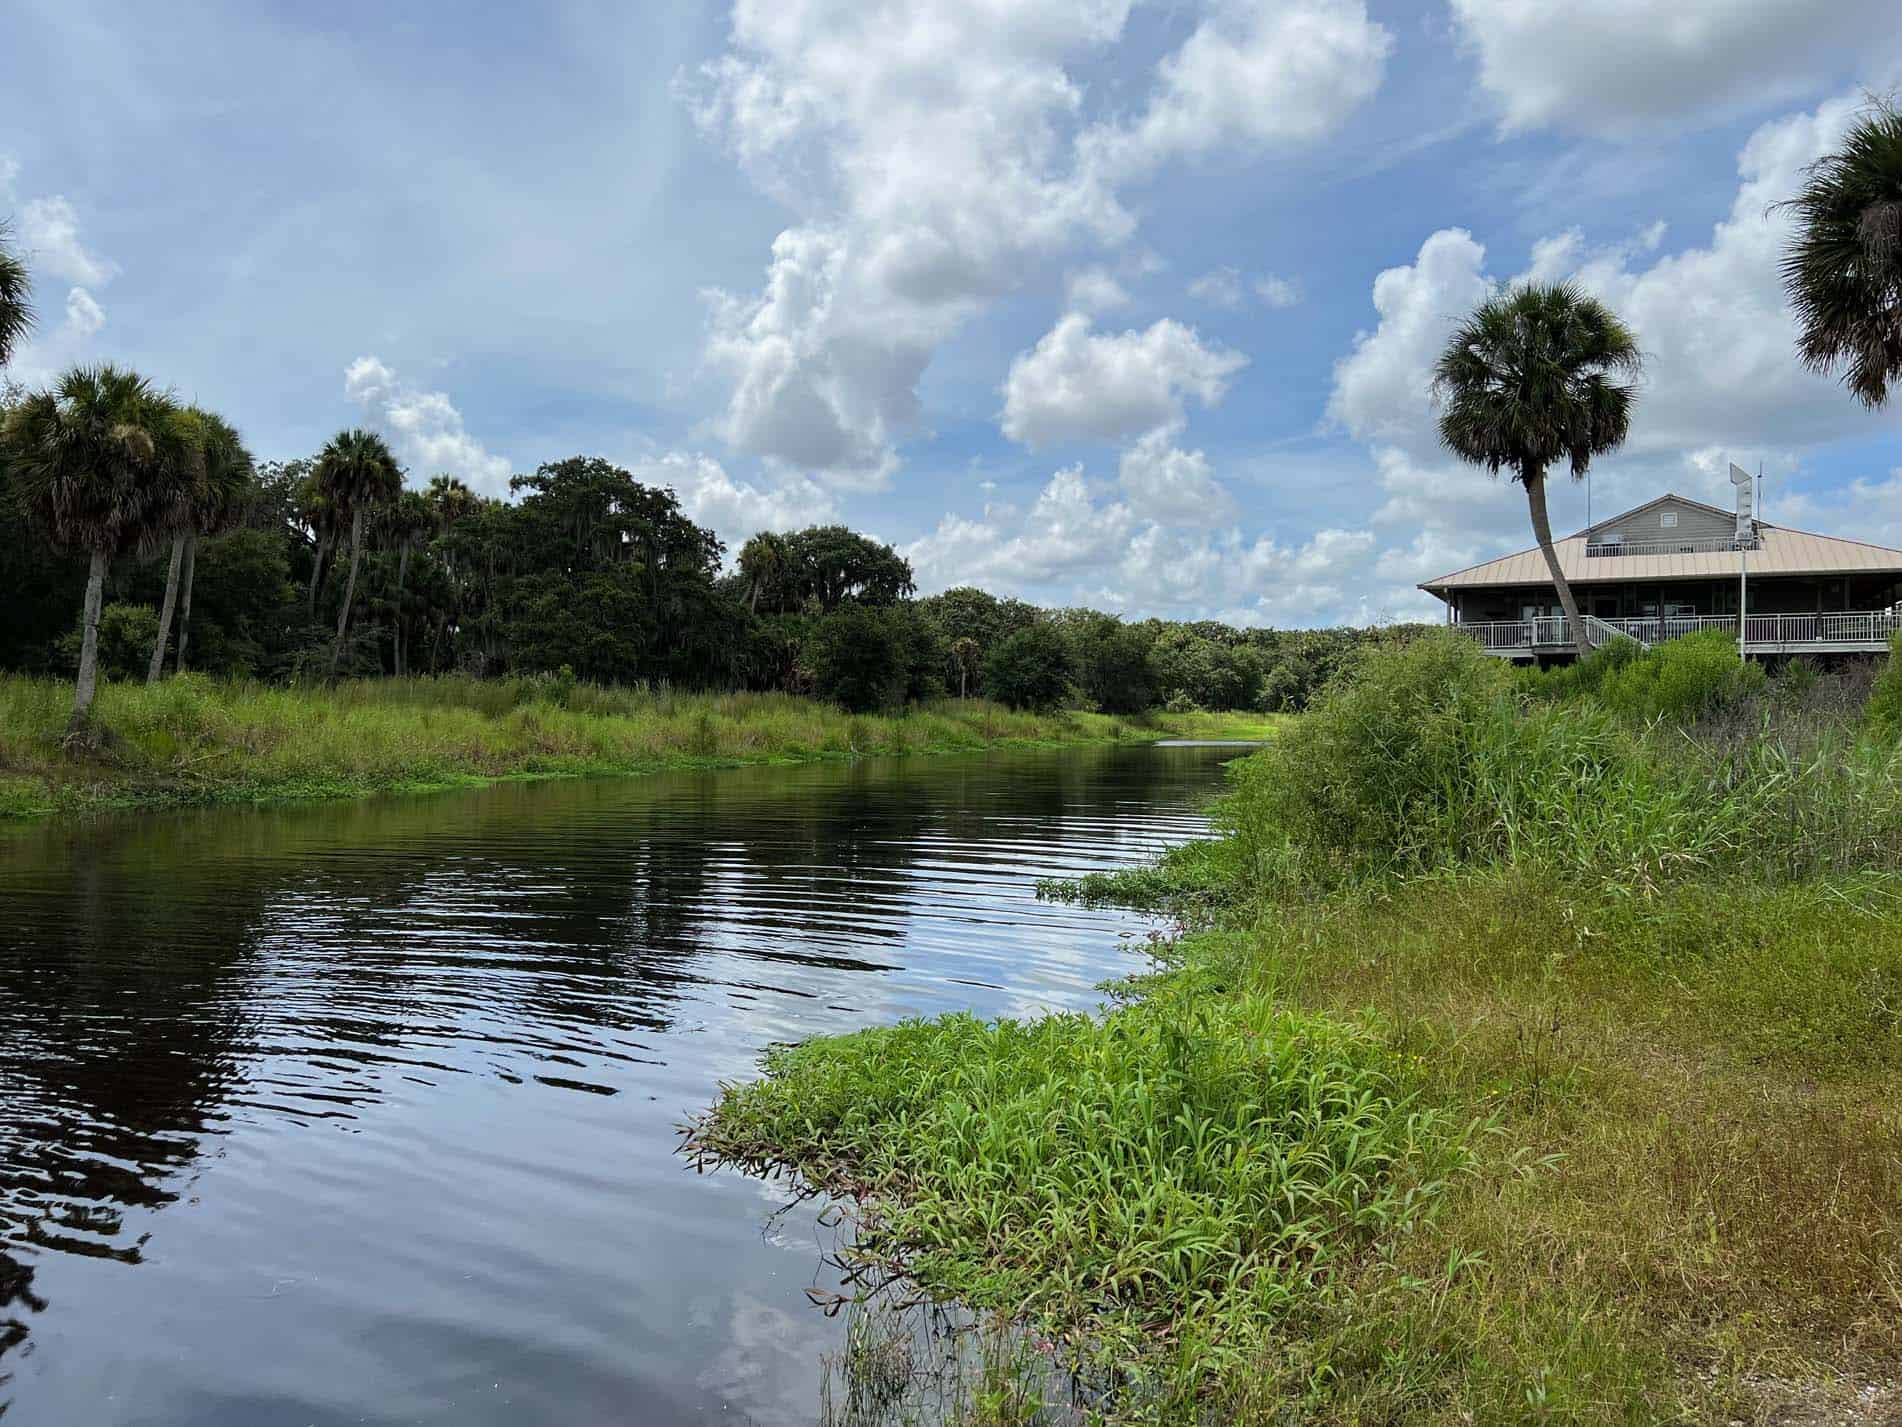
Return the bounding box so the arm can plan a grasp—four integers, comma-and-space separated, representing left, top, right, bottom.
0, 673, 1254, 819
694, 631, 1902, 1424
686, 979, 1474, 1414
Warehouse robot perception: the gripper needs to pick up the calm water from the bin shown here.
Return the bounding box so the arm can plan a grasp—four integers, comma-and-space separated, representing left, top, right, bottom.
0, 743, 1237, 1426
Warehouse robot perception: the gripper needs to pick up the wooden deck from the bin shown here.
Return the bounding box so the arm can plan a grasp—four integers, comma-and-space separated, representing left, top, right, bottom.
1455, 611, 1901, 660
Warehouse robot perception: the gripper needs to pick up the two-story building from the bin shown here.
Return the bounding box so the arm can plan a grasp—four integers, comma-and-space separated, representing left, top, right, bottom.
1420, 492, 1902, 661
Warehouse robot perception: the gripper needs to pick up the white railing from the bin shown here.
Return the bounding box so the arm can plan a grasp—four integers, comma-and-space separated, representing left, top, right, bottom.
1455, 611, 1901, 655
1582, 613, 1646, 650
1585, 536, 1760, 558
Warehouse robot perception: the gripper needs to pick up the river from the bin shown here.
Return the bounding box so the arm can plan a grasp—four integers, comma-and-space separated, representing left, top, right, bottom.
0, 742, 1239, 1425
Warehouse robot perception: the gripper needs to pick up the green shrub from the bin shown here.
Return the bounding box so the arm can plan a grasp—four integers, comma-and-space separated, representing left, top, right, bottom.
1218, 631, 1512, 885
1868, 633, 1902, 739
982, 624, 1073, 712
1210, 629, 1902, 893
57, 602, 161, 680
810, 604, 908, 713
1593, 628, 1766, 723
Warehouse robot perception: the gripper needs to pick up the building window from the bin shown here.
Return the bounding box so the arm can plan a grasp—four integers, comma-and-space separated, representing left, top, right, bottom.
1660, 511, 1678, 528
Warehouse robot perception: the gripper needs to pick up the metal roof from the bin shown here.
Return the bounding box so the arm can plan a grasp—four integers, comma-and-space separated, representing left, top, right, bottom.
1421, 500, 1902, 593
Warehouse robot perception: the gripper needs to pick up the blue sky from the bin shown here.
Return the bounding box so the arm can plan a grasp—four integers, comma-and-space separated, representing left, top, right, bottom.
4, 0, 1900, 625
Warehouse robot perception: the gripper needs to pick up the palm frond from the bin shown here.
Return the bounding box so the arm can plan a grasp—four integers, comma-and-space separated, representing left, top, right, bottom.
1433, 282, 1643, 486
1778, 95, 1902, 409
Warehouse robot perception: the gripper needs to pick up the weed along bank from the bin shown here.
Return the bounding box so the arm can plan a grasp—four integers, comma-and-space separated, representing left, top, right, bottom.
1424, 487, 1902, 663
691, 630, 1902, 1423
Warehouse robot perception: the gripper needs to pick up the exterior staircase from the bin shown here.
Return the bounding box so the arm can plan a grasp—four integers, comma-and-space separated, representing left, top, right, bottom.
1582, 613, 1648, 652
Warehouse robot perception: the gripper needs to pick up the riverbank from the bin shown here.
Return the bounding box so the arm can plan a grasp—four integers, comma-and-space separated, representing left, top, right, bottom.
687, 632, 1902, 1425
0, 673, 1276, 820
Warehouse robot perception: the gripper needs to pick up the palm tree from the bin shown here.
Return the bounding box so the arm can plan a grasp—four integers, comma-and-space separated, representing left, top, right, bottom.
0, 365, 194, 731
148, 408, 254, 682
738, 531, 790, 614
950, 636, 980, 699
0, 221, 33, 368
380, 488, 432, 676
1434, 283, 1643, 658
1778, 96, 1902, 409
425, 474, 479, 535
297, 471, 340, 617
314, 428, 403, 674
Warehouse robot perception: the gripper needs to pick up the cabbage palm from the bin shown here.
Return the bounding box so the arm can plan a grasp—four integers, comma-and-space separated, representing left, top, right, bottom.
298, 472, 339, 616
381, 488, 432, 676
738, 531, 790, 614
1434, 283, 1643, 658
148, 408, 255, 680
950, 636, 979, 699
314, 428, 402, 674
0, 366, 193, 729
0, 221, 32, 368
1779, 97, 1902, 409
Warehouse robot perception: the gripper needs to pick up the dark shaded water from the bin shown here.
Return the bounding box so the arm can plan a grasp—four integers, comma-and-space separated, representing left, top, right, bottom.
0, 744, 1237, 1426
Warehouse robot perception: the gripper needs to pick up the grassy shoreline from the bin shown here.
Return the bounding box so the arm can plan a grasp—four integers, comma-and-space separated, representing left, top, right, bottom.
0, 673, 1276, 821
686, 633, 1902, 1425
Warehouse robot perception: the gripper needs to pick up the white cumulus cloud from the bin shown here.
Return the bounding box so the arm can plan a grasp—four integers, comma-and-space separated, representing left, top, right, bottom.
1001, 313, 1245, 449
17, 195, 118, 287
1084, 0, 1391, 176
1449, 0, 1899, 136
1117, 425, 1235, 526
63, 286, 105, 339
1065, 266, 1131, 314
688, 0, 1387, 483
1254, 273, 1300, 308
627, 450, 839, 551
1188, 267, 1246, 309
0, 165, 115, 383
343, 356, 514, 496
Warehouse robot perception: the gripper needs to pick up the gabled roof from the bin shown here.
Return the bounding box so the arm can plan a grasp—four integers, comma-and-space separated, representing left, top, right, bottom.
1578, 491, 1733, 540
1420, 494, 1902, 593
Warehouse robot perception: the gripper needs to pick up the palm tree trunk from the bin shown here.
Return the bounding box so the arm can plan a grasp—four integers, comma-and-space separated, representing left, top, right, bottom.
148, 536, 185, 683
175, 535, 198, 674
307, 531, 332, 616
71, 549, 109, 731
330, 507, 364, 676
1524, 469, 1585, 658
394, 542, 411, 677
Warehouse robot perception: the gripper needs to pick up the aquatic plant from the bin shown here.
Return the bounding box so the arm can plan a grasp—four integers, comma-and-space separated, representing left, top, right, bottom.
686, 979, 1472, 1409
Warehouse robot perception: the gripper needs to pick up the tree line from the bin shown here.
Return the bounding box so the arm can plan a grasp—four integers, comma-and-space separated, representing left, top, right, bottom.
0, 377, 1377, 726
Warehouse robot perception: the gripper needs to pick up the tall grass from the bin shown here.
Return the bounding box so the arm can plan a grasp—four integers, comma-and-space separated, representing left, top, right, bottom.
0, 673, 1250, 819
686, 976, 1470, 1412
1220, 629, 1902, 892
693, 629, 1902, 1424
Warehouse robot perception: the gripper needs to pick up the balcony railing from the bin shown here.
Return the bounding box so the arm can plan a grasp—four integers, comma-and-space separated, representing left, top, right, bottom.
1584, 535, 1760, 558
1454, 610, 1901, 655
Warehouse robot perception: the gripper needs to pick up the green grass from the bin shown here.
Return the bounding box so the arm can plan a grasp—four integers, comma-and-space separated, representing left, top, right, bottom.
0, 673, 1268, 820
688, 631, 1902, 1424
686, 977, 1472, 1413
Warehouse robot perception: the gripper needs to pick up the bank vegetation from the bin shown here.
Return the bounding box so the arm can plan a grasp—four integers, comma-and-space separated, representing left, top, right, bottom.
688, 629, 1902, 1425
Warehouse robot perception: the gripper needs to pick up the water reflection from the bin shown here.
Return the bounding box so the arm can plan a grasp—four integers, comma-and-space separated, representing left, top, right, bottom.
0, 744, 1235, 1425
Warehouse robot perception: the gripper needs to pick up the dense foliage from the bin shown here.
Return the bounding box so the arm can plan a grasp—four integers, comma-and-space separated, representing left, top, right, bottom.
0, 378, 1396, 717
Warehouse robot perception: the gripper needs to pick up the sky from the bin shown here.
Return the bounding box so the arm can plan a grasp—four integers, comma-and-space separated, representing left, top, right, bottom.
3, 0, 1901, 627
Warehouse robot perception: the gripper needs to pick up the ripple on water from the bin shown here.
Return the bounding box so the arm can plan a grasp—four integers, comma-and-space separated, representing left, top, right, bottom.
0, 742, 1240, 1426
